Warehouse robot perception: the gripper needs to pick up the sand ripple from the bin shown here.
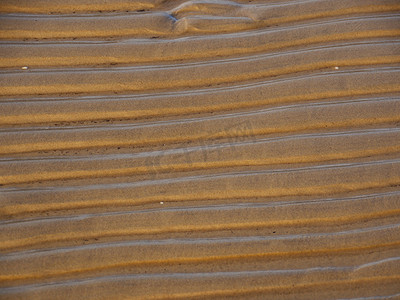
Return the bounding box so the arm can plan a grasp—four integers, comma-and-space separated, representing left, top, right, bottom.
0, 0, 399, 299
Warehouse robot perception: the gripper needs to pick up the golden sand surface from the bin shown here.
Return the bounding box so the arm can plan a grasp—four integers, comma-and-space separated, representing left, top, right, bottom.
0, 0, 400, 299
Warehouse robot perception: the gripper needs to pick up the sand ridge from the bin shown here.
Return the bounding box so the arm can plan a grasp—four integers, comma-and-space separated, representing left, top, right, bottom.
0, 0, 399, 299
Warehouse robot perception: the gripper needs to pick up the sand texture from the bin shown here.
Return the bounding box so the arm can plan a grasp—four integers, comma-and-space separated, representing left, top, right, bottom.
0, 0, 400, 299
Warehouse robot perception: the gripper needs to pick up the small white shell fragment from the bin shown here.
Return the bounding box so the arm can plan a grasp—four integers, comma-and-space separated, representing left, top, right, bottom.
334, 66, 339, 70
160, 201, 164, 205
21, 66, 29, 70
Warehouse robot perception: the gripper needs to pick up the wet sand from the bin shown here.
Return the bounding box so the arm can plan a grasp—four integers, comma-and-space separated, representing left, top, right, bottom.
0, 0, 400, 299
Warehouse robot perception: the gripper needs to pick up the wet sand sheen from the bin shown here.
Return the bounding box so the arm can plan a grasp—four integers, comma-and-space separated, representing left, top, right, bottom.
0, 0, 399, 299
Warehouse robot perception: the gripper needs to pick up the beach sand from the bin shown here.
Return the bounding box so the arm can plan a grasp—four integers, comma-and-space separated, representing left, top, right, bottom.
0, 0, 400, 298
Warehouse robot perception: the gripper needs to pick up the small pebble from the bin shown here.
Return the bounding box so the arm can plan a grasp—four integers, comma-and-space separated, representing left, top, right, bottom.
21, 66, 29, 70
334, 66, 339, 70
160, 201, 164, 205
